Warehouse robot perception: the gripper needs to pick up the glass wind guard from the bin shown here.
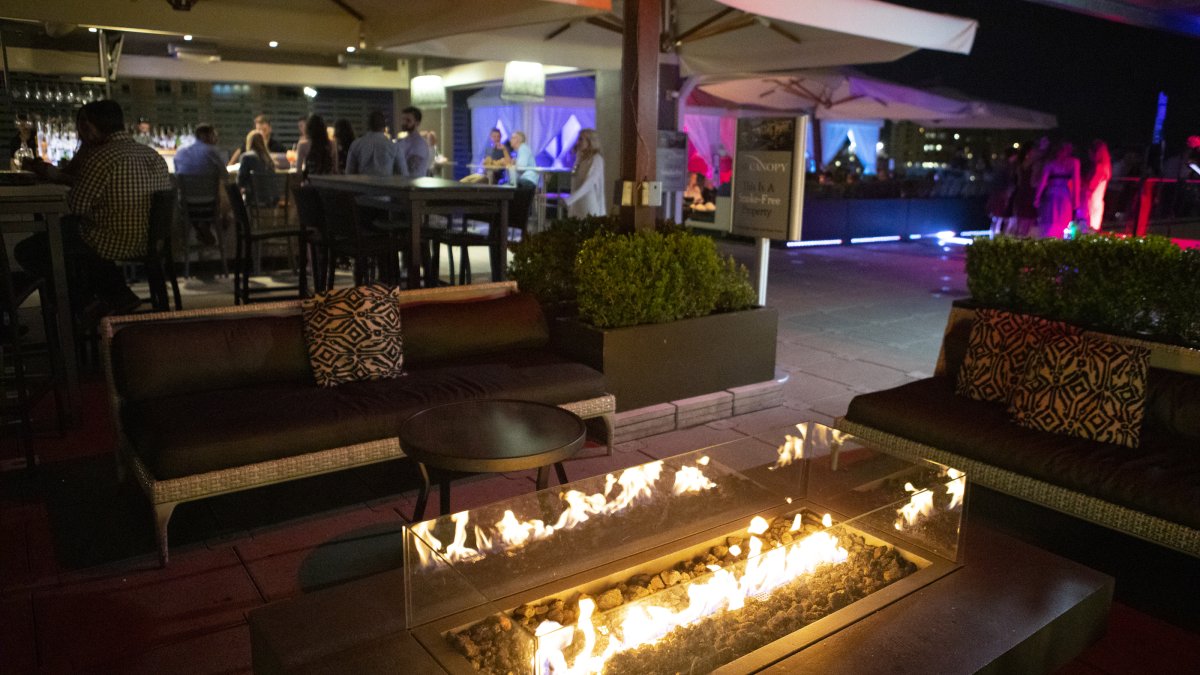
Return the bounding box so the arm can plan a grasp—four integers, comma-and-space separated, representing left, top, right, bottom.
406, 422, 966, 674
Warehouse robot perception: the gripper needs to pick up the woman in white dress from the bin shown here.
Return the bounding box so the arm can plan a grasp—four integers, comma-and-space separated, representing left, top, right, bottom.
565, 129, 606, 218
1082, 140, 1112, 232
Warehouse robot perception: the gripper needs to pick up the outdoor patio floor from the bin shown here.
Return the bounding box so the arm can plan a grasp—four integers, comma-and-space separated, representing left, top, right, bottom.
2, 239, 1198, 673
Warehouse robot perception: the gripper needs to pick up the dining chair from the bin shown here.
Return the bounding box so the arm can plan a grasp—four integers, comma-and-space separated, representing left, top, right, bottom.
227, 183, 308, 304
436, 182, 534, 285
315, 188, 406, 287
293, 185, 334, 292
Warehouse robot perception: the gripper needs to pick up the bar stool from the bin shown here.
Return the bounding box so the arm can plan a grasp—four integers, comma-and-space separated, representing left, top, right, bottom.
116, 188, 182, 312
0, 230, 66, 469
227, 183, 308, 304
176, 173, 230, 279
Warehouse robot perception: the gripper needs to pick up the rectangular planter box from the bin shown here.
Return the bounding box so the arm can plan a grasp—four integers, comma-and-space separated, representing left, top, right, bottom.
552, 307, 778, 412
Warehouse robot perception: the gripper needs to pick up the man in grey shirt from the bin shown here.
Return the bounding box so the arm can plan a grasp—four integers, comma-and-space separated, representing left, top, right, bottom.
396, 106, 431, 178
344, 110, 408, 177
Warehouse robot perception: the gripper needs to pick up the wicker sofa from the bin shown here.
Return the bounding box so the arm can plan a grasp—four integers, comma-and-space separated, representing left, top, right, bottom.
836, 303, 1200, 558
100, 282, 615, 565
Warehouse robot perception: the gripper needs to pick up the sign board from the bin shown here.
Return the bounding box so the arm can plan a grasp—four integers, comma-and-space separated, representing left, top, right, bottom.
657, 130, 689, 193
731, 116, 807, 240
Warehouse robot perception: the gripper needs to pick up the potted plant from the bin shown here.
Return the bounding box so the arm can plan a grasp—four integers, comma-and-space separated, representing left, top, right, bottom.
964, 234, 1200, 347
511, 218, 777, 411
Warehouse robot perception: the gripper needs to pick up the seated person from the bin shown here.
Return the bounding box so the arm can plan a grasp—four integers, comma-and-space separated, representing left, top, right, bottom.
174, 124, 226, 179
238, 131, 281, 207
508, 131, 539, 189
684, 172, 717, 212
481, 128, 510, 183
15, 100, 171, 317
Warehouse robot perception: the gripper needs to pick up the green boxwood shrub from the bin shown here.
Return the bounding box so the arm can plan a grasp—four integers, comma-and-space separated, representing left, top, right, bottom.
507, 215, 684, 307
965, 235, 1200, 345
507, 216, 617, 307
575, 231, 716, 328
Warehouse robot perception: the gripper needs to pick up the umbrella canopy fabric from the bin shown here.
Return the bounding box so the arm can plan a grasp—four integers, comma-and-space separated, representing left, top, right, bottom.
922, 99, 1059, 130
687, 69, 1058, 129
690, 69, 972, 120
389, 0, 978, 75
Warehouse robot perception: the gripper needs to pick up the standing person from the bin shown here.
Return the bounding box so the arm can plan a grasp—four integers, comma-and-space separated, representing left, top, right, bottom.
508, 131, 538, 189
255, 114, 285, 152
293, 115, 311, 172
1081, 140, 1112, 232
333, 119, 355, 174
985, 150, 1018, 237
564, 129, 606, 218
1010, 140, 1046, 237
301, 114, 337, 181
343, 110, 407, 177
395, 106, 431, 177
1034, 140, 1081, 239
15, 100, 170, 316
132, 117, 154, 147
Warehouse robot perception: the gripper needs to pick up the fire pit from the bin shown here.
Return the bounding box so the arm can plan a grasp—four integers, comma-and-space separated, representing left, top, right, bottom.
403, 422, 966, 674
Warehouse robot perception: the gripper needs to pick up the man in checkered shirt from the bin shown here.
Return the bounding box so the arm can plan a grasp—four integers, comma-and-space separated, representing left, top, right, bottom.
16, 100, 171, 316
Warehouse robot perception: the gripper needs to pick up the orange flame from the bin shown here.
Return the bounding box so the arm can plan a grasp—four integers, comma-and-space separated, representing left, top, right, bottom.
894, 482, 934, 530
536, 513, 849, 673
945, 468, 965, 510
412, 459, 720, 567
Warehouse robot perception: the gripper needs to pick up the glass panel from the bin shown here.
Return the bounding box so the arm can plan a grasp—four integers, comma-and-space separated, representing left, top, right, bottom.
405, 422, 965, 674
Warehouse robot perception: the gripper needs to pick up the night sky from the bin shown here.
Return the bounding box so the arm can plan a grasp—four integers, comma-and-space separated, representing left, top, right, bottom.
859, 0, 1200, 151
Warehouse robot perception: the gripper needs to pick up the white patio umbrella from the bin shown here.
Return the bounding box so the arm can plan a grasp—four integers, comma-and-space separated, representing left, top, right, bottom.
384, 0, 978, 75
921, 99, 1059, 130
689, 69, 974, 120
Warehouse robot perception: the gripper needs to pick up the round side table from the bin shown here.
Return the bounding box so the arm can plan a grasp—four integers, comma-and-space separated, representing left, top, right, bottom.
398, 399, 586, 521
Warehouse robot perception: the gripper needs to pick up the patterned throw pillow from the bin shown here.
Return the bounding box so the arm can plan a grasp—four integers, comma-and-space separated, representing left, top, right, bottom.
956, 309, 1081, 404
302, 285, 404, 387
1008, 334, 1150, 448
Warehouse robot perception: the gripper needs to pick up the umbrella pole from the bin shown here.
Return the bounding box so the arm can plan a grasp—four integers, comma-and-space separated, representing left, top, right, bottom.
618, 0, 662, 232
811, 117, 824, 172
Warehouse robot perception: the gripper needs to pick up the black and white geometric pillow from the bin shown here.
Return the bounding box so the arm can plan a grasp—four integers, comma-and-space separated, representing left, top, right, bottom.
1008, 334, 1149, 448
302, 285, 404, 387
956, 308, 1081, 404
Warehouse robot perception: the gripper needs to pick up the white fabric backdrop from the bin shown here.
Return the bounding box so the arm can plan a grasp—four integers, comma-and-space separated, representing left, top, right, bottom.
532, 106, 594, 168
819, 119, 883, 172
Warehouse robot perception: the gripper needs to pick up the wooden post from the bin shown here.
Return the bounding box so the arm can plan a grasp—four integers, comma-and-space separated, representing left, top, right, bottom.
619, 0, 661, 232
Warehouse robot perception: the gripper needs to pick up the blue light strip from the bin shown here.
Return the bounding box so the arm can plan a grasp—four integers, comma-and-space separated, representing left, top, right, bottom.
849, 235, 902, 244
786, 239, 843, 248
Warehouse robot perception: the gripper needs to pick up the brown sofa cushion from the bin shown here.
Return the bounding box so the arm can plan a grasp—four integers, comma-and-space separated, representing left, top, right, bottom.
1146, 369, 1200, 442
125, 356, 606, 480
401, 292, 548, 365
111, 315, 313, 403
845, 377, 1200, 531
302, 285, 405, 387
111, 292, 552, 402
1009, 334, 1150, 449
955, 309, 1080, 404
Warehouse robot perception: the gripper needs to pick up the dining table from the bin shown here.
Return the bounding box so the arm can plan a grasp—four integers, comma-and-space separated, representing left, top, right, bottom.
307, 175, 514, 289
0, 182, 81, 426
